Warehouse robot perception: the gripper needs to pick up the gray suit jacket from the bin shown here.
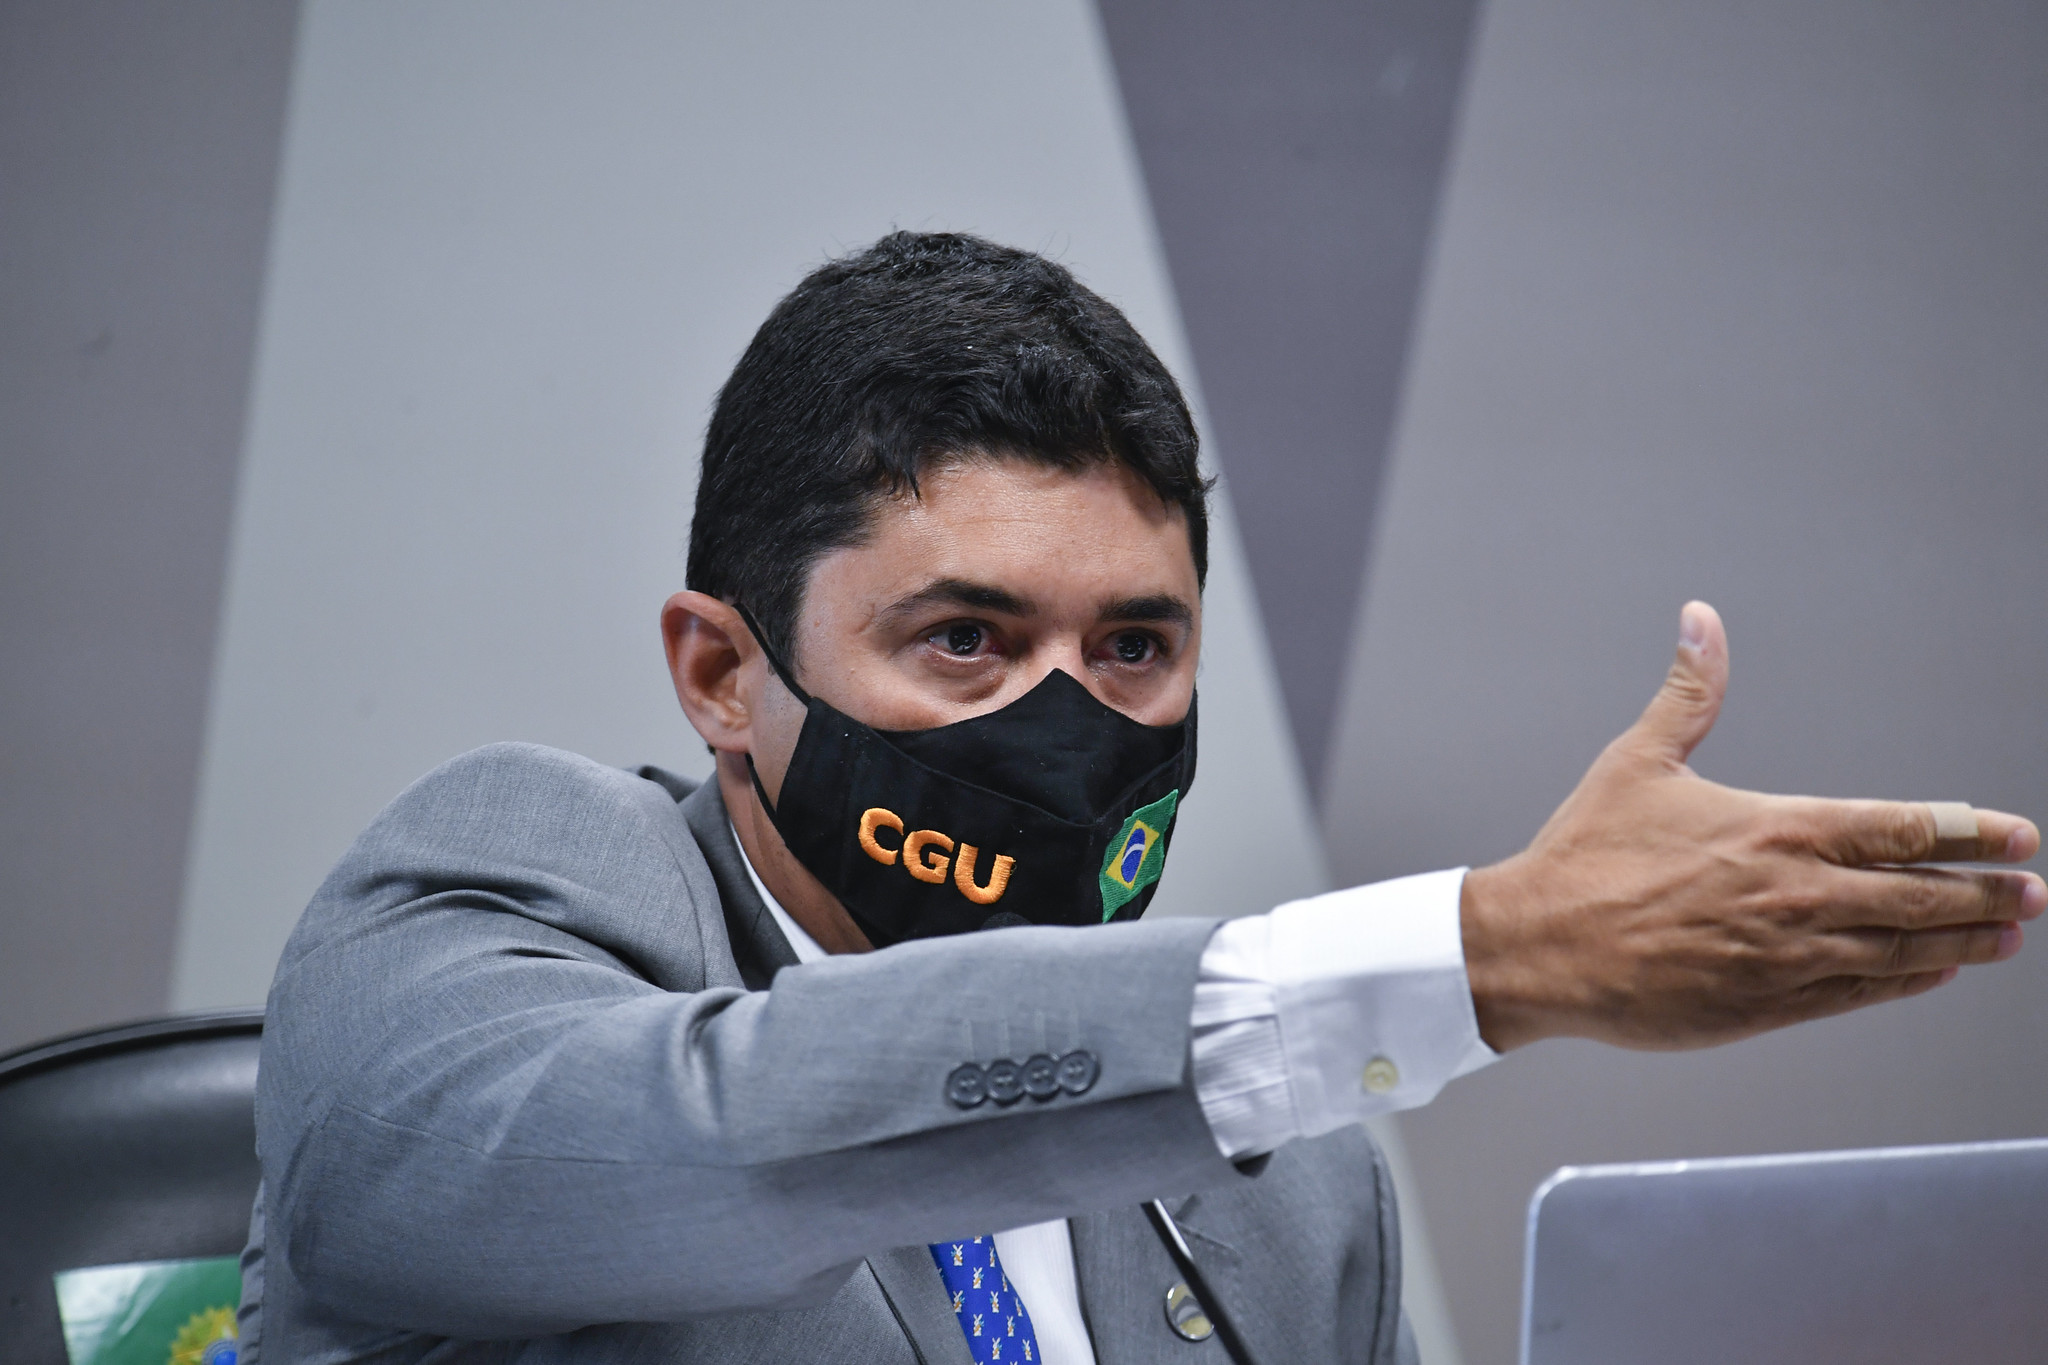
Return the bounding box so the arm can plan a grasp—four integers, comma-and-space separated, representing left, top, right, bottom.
243, 742, 1419, 1363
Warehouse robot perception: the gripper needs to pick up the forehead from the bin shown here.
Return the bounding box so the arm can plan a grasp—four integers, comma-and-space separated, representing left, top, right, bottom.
816, 458, 1200, 616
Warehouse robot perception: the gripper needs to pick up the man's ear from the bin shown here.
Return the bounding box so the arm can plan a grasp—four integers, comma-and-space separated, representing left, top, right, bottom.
662, 591, 755, 752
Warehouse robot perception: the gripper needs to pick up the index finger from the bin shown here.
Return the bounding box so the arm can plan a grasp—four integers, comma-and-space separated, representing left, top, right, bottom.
1800, 799, 2040, 867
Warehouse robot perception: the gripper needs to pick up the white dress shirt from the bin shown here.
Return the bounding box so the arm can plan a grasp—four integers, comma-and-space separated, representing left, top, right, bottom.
733, 827, 1493, 1365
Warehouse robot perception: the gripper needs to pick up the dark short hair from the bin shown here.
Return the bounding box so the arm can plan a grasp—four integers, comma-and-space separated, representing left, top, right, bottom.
686, 231, 1210, 667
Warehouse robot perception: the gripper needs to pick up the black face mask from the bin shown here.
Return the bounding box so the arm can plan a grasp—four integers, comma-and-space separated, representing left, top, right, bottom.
739, 609, 1197, 947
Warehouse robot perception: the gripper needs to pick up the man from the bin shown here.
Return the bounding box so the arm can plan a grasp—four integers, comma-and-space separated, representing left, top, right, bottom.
242, 232, 2040, 1364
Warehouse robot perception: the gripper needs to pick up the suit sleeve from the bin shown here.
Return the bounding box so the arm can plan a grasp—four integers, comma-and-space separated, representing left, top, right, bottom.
257, 744, 1242, 1336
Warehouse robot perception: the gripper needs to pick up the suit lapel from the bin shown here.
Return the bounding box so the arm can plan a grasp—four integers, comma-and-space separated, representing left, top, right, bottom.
678, 775, 802, 987
869, 1244, 978, 1365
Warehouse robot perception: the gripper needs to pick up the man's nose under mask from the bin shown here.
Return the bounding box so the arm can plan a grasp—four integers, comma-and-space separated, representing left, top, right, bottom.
740, 610, 1197, 948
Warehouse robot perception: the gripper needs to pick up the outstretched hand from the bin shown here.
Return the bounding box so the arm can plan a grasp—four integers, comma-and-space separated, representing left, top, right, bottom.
1460, 602, 2044, 1053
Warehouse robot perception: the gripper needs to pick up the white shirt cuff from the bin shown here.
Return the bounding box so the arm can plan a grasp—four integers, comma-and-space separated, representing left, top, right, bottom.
1189, 868, 1495, 1159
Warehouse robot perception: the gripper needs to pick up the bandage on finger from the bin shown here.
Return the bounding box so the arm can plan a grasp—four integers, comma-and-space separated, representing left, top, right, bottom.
1924, 801, 1981, 861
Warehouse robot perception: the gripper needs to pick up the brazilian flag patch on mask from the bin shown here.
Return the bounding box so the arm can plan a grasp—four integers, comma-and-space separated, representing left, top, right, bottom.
1099, 790, 1179, 920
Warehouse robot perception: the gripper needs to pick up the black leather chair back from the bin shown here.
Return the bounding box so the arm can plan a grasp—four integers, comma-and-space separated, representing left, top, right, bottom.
0, 1010, 263, 1364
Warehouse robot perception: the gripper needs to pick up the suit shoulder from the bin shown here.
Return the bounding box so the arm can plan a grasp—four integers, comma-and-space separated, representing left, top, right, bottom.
364, 741, 702, 843
281, 743, 724, 987
326, 742, 703, 903
395, 741, 655, 810
1287, 1123, 1393, 1197
1293, 1121, 1386, 1172
1222, 1124, 1393, 1236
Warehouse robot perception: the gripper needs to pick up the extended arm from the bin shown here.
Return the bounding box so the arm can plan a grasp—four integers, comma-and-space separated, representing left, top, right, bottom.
1183, 603, 2039, 1161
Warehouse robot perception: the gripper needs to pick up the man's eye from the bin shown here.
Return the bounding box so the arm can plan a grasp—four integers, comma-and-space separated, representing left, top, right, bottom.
1112, 632, 1153, 664
942, 623, 984, 656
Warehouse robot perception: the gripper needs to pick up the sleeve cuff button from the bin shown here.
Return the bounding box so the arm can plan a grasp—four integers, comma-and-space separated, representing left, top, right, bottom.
946, 1063, 989, 1108
985, 1058, 1025, 1104
1021, 1053, 1061, 1099
1055, 1050, 1099, 1095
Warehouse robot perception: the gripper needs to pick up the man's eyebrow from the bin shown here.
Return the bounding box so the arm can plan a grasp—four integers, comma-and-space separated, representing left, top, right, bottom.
877, 578, 1036, 624
1099, 594, 1195, 629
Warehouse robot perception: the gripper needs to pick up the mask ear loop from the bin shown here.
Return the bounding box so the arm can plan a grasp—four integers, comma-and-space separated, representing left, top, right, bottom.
731, 603, 812, 819
732, 602, 814, 706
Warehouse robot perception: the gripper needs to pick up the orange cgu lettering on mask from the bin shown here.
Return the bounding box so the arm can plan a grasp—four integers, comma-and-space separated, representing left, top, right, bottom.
855, 808, 1015, 903
953, 844, 1014, 905
857, 807, 905, 865
902, 828, 954, 883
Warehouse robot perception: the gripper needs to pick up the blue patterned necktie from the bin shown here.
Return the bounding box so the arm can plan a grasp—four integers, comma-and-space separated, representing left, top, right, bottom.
930, 1236, 1043, 1364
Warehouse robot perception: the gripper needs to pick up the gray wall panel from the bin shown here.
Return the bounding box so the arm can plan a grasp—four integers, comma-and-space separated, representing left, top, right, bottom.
0, 1, 297, 1052
1097, 0, 1480, 790
1328, 1, 2048, 1358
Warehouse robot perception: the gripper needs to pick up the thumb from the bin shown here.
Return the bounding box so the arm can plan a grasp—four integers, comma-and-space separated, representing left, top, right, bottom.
1625, 601, 1728, 765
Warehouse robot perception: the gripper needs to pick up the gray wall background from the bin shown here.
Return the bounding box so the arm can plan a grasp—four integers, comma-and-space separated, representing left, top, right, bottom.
1332, 1, 2048, 1359
1097, 0, 1481, 788
0, 0, 297, 1052
4, 3, 2046, 1362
